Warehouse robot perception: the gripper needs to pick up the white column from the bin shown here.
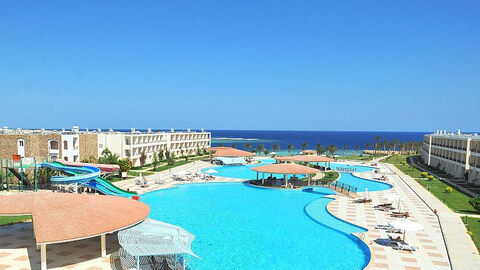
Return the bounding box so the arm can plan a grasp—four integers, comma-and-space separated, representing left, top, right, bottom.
466, 138, 471, 170
101, 234, 106, 257
428, 136, 432, 165
40, 244, 47, 270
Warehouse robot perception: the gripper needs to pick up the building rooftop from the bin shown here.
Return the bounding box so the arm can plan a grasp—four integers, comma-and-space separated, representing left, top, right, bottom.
429, 130, 480, 139
0, 126, 210, 135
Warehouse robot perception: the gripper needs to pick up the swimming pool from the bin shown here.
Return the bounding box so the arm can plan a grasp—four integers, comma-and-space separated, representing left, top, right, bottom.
141, 183, 370, 269
329, 163, 392, 192
203, 159, 391, 192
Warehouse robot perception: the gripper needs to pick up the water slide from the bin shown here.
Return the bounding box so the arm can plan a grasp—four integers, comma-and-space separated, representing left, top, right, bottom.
40, 161, 137, 198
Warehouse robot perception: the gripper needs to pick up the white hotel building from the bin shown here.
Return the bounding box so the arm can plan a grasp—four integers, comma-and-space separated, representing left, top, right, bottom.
97, 128, 211, 166
422, 130, 480, 185
0, 126, 211, 166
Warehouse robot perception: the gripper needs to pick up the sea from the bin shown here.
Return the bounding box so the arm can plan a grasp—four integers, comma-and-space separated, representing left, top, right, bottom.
210, 130, 427, 156
89, 128, 426, 156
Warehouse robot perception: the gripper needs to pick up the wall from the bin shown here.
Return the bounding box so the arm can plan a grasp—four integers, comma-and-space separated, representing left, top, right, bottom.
0, 134, 62, 160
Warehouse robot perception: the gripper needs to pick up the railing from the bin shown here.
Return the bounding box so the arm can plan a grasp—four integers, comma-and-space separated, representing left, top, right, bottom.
329, 181, 357, 194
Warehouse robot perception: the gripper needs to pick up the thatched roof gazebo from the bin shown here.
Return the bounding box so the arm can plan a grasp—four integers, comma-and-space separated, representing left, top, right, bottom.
251, 163, 319, 186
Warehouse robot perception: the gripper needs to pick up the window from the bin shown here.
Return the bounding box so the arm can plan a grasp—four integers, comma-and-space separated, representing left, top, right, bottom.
19, 140, 24, 147
49, 140, 59, 150
63, 140, 68, 150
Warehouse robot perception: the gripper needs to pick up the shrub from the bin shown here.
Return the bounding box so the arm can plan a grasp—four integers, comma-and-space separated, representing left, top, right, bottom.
427, 175, 434, 181
421, 172, 428, 178
118, 159, 132, 172
444, 187, 453, 193
466, 231, 473, 237
469, 198, 480, 211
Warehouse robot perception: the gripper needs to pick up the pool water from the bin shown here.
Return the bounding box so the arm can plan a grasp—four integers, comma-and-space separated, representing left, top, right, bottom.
329, 163, 392, 192
203, 159, 392, 192
141, 183, 370, 270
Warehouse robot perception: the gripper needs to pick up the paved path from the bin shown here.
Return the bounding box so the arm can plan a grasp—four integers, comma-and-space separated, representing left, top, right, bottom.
383, 162, 480, 270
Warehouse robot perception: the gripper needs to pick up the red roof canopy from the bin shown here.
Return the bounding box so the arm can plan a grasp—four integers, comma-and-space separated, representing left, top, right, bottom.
209, 147, 255, 157
252, 163, 319, 174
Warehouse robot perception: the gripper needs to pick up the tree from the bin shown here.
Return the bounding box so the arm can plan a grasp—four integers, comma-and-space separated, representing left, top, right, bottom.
256, 144, 265, 155
354, 145, 360, 153
196, 148, 203, 156
365, 143, 371, 151
272, 143, 280, 153
167, 153, 176, 166
382, 139, 388, 152
316, 143, 325, 155
165, 150, 171, 160
98, 148, 120, 164
374, 136, 381, 154
326, 144, 338, 157
287, 144, 294, 155
392, 138, 399, 154
263, 148, 270, 155
301, 142, 308, 151
152, 152, 159, 170
118, 159, 132, 173
244, 143, 252, 152
231, 144, 237, 149
139, 151, 147, 167
342, 144, 348, 155
158, 149, 164, 160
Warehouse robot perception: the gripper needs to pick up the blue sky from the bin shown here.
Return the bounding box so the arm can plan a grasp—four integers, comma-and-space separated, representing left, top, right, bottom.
0, 1, 478, 132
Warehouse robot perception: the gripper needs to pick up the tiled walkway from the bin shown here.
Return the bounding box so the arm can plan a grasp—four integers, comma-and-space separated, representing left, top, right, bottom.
0, 223, 119, 270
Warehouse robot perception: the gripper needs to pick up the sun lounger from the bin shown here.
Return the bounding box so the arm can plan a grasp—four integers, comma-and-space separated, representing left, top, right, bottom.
354, 198, 372, 203
391, 212, 410, 218
393, 242, 418, 251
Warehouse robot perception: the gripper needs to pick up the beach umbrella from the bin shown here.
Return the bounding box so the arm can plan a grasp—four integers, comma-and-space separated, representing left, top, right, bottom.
205, 169, 218, 174
384, 193, 402, 210
389, 218, 423, 241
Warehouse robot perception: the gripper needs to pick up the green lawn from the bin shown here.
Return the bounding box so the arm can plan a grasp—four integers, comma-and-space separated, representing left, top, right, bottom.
384, 155, 479, 214
466, 217, 480, 251
320, 171, 339, 185
150, 160, 195, 172
0, 215, 31, 226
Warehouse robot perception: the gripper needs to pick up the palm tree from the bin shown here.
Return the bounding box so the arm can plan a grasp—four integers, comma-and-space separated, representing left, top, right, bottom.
244, 143, 252, 152
272, 143, 280, 153
382, 139, 388, 152
301, 142, 308, 151
374, 136, 381, 154
316, 143, 325, 155
256, 144, 265, 155
326, 144, 338, 157
287, 144, 294, 155
342, 144, 348, 155
354, 145, 360, 153
365, 143, 371, 151
392, 138, 399, 154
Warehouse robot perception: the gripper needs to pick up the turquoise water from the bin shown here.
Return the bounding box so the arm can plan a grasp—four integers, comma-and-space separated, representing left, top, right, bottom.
141, 183, 370, 270
203, 159, 391, 192
329, 163, 392, 192
202, 158, 306, 179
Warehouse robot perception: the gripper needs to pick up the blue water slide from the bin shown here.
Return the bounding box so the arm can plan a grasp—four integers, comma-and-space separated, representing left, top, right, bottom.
40, 162, 101, 184
40, 162, 135, 198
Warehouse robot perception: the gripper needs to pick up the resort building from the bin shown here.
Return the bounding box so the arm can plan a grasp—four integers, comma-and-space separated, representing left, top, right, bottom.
0, 126, 211, 166
422, 130, 480, 185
